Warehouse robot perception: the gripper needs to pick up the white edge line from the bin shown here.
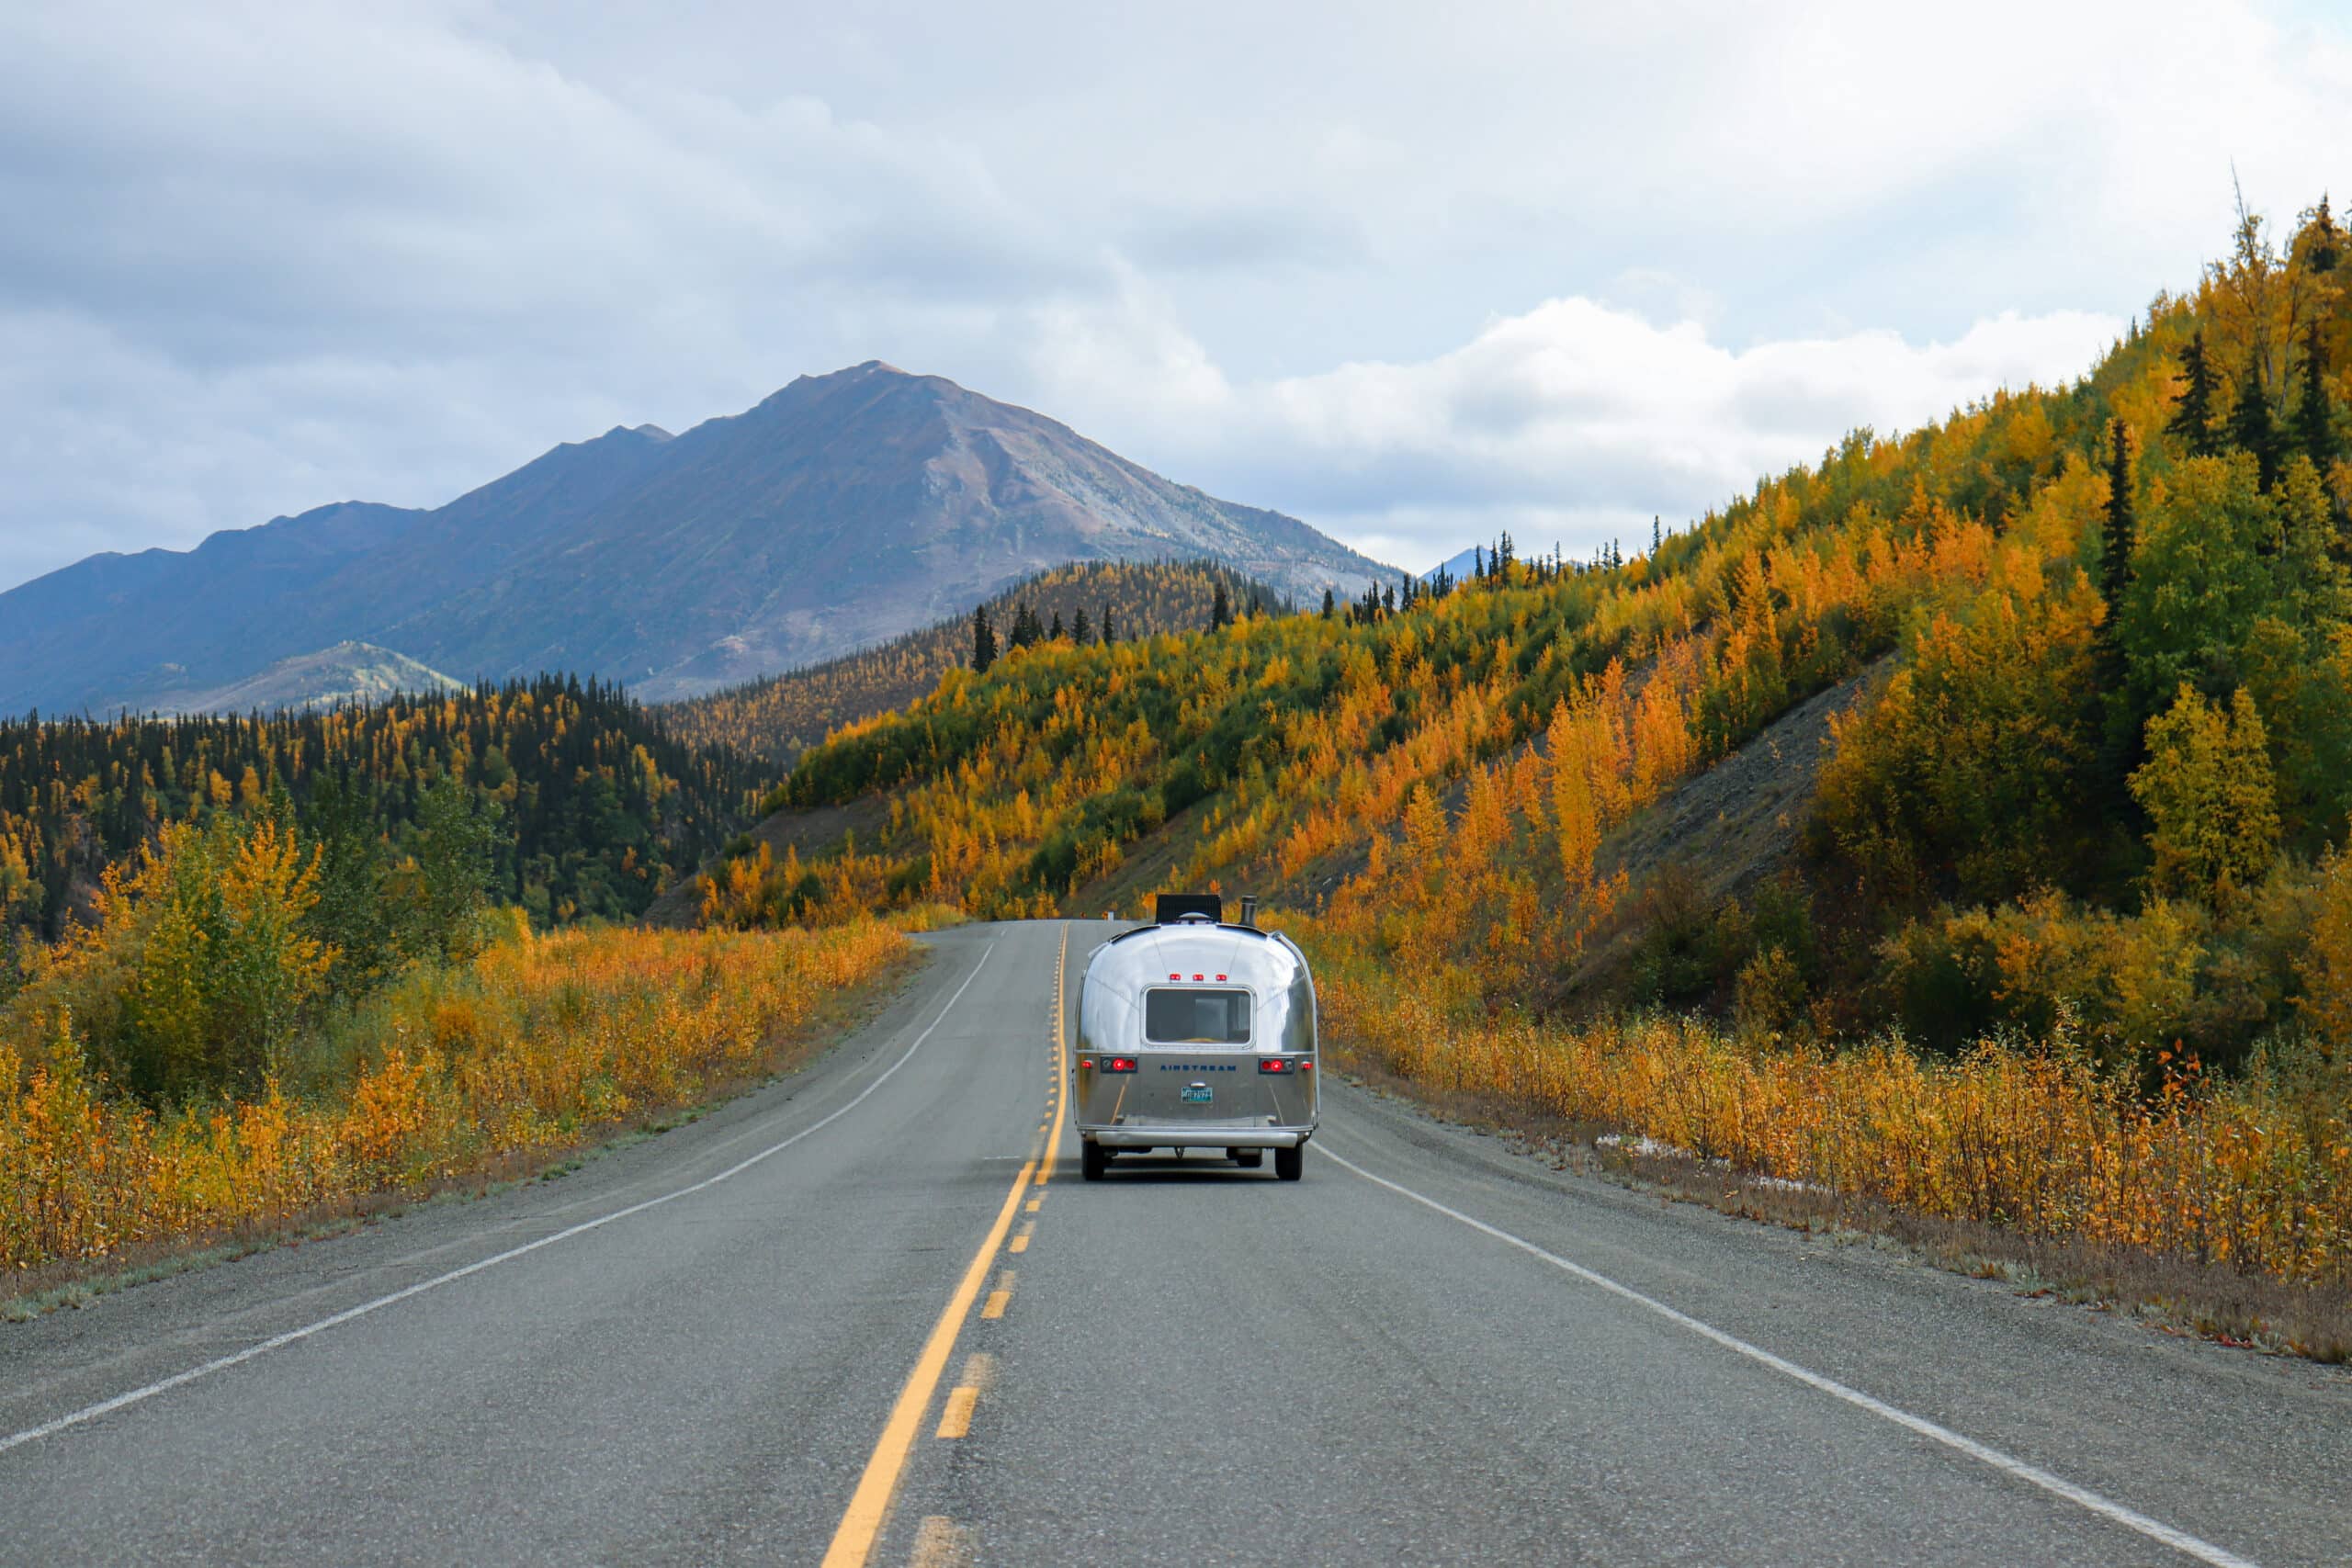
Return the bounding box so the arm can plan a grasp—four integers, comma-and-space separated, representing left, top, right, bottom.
1, 941, 1001, 1458
1312, 1139, 2260, 1568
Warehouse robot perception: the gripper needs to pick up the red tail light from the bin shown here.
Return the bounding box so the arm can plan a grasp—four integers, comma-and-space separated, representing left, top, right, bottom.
1103, 1055, 1139, 1073
1259, 1057, 1293, 1074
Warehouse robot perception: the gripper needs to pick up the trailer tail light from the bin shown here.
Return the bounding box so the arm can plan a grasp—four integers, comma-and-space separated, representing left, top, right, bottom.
1298, 1060, 1315, 1072
1259, 1057, 1293, 1073
1103, 1056, 1139, 1073
1077, 1057, 1093, 1070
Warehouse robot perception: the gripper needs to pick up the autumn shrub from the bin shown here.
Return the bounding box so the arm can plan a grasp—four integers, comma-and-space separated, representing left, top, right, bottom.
10, 817, 334, 1105
1314, 945, 2352, 1291
0, 919, 907, 1275
1875, 880, 2321, 1071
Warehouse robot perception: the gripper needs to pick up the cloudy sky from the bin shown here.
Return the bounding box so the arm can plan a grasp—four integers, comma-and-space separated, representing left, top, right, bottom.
4, 0, 2349, 587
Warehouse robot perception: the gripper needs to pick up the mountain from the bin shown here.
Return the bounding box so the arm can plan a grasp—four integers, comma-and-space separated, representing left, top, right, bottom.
1420, 546, 1480, 583
151, 641, 467, 716
0, 364, 1395, 715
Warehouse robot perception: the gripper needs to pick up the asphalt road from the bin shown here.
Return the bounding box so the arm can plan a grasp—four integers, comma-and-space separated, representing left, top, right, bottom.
4, 919, 2347, 1566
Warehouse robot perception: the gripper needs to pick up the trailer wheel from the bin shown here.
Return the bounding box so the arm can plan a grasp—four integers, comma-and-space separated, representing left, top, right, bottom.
1230, 1148, 1263, 1168
1274, 1143, 1304, 1181
1081, 1140, 1108, 1182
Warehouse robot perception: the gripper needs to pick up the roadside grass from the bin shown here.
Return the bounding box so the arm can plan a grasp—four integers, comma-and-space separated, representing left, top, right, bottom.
1327, 1032, 2352, 1367
2, 922, 925, 1316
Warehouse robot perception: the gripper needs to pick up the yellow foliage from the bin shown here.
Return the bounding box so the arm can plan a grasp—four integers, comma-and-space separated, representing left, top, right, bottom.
1319, 956, 2351, 1289
2131, 684, 2281, 900
2298, 850, 2352, 1057
0, 919, 907, 1273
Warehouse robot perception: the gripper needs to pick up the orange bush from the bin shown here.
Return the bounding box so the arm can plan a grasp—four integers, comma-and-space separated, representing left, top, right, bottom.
0, 919, 907, 1275
1317, 955, 2352, 1289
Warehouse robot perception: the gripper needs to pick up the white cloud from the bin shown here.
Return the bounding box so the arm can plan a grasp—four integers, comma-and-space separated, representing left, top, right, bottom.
0, 0, 2342, 590
1023, 291, 2122, 570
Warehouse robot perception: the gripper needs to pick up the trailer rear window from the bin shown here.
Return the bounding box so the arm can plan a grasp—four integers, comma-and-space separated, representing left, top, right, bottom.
1143, 987, 1253, 1044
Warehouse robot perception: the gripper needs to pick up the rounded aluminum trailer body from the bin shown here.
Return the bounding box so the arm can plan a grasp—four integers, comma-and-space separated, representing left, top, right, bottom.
1073, 920, 1318, 1154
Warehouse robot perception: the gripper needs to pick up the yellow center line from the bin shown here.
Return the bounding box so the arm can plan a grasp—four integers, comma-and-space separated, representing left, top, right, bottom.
933, 1386, 979, 1440
980, 1269, 1016, 1320
1035, 927, 1069, 1185
933, 1352, 996, 1440
1024, 1197, 1041, 1213
817, 926, 1070, 1568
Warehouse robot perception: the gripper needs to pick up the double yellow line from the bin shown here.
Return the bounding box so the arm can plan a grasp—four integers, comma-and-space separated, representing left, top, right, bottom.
819, 926, 1070, 1568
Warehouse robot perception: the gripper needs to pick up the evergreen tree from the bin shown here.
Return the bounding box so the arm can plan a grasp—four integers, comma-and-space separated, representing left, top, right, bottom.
2230, 352, 2283, 490
1008, 604, 1041, 649
1071, 606, 1092, 645
2099, 420, 2137, 619
1383, 581, 1396, 615
1210, 582, 1231, 631
2168, 331, 2221, 458
1048, 609, 1065, 641
1652, 515, 1662, 556
2294, 319, 2338, 473
2095, 421, 2142, 787
2299, 193, 2341, 275
1101, 604, 1116, 645
971, 604, 997, 673
1321, 587, 1335, 619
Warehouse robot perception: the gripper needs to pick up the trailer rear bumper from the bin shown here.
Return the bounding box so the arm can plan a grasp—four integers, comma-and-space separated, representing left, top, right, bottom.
1085, 1125, 1314, 1150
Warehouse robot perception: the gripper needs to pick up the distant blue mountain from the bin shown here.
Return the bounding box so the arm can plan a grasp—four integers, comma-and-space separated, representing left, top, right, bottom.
1420, 546, 1482, 583
0, 363, 1396, 715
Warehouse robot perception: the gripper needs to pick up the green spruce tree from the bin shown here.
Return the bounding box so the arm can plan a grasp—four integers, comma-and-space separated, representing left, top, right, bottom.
2294, 320, 2338, 473
971, 604, 997, 673
2169, 330, 2222, 458
2231, 351, 2283, 490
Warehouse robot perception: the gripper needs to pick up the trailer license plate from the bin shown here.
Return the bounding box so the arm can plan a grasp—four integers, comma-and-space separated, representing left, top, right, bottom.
1181, 1085, 1214, 1103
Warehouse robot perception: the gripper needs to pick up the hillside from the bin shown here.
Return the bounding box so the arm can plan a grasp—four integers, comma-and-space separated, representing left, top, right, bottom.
660, 559, 1295, 768
0, 364, 1394, 716
720, 199, 2352, 1070
0, 676, 763, 940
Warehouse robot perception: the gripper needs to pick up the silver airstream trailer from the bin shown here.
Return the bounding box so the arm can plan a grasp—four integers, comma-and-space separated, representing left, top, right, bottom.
1073, 894, 1319, 1182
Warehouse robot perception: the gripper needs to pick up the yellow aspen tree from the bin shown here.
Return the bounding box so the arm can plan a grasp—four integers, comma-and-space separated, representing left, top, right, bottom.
2130, 684, 2281, 899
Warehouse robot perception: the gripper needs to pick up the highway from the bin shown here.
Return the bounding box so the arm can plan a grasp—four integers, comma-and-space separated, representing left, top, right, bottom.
3, 919, 2347, 1565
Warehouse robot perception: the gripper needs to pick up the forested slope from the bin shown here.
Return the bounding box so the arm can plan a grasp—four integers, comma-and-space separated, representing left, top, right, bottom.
0, 676, 762, 941
661, 559, 1296, 767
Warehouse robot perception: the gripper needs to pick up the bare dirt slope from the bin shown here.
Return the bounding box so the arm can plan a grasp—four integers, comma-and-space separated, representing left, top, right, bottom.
1597, 660, 1884, 905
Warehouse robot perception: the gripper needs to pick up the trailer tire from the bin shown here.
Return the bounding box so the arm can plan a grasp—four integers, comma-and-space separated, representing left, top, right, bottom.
1230, 1148, 1263, 1168
1274, 1143, 1304, 1181
1081, 1140, 1108, 1182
